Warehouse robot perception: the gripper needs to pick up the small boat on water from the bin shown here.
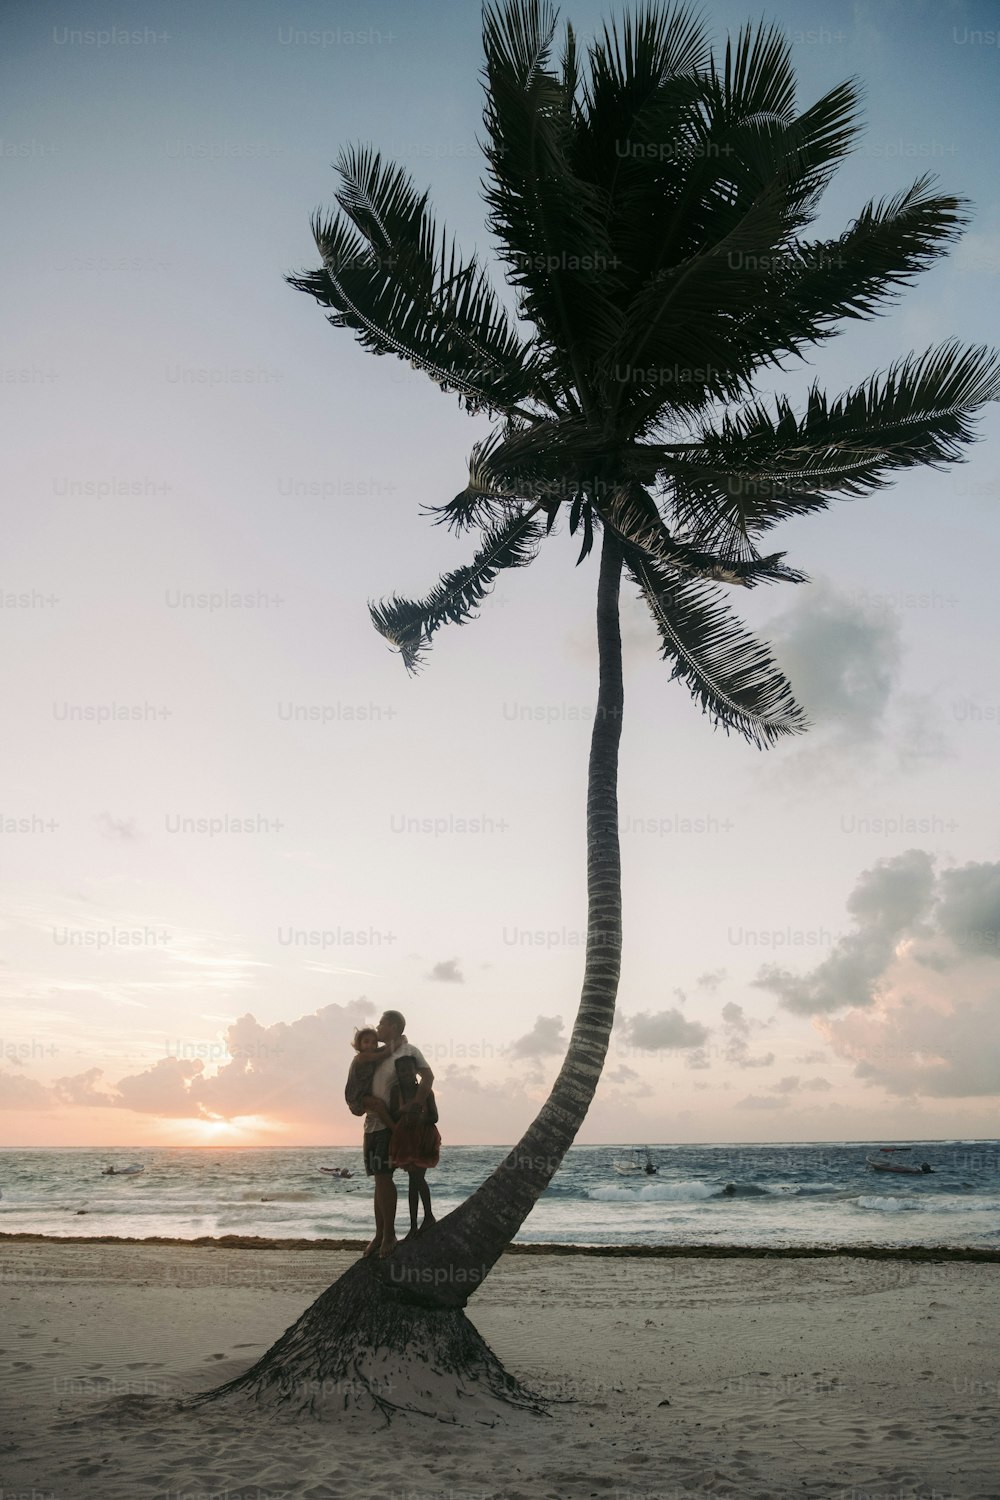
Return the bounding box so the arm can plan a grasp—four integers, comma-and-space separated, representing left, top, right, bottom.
614, 1146, 658, 1176
101, 1163, 144, 1176
866, 1147, 932, 1175
319, 1167, 354, 1178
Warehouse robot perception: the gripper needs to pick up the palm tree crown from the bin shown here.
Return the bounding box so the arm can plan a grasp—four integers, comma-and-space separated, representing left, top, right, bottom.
290, 1, 997, 747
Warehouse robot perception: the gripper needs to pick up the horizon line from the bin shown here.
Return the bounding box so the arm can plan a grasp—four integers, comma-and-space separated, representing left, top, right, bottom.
2, 1136, 996, 1152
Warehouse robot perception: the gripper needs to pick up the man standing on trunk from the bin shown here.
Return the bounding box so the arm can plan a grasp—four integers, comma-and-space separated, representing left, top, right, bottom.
360, 1009, 434, 1258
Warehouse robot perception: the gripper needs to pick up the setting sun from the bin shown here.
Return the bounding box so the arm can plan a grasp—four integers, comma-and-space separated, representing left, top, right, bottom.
173, 1115, 280, 1146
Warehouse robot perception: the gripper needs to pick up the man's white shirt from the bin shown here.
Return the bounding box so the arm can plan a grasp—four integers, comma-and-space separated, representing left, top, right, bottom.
363, 1039, 430, 1134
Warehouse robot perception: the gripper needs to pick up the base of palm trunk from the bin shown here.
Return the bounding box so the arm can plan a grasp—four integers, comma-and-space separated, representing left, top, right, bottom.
189, 1257, 545, 1424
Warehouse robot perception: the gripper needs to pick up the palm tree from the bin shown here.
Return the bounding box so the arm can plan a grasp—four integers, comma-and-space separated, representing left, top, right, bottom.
201, 0, 999, 1419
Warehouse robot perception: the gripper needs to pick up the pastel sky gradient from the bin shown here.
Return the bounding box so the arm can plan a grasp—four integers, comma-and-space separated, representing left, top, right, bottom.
2, 0, 999, 1148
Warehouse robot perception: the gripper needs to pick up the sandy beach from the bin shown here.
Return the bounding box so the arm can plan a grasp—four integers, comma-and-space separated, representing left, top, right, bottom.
0, 1238, 997, 1500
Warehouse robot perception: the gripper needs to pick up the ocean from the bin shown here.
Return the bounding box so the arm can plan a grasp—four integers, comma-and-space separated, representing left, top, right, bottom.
1, 1141, 998, 1249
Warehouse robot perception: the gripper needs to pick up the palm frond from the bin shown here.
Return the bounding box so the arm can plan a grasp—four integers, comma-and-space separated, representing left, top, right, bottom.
633, 71, 860, 300
716, 19, 798, 125
602, 481, 808, 586
430, 415, 617, 522
598, 72, 861, 426
560, 18, 580, 119
481, 0, 623, 387
583, 3, 710, 105
601, 186, 801, 418
657, 339, 1000, 546
288, 147, 553, 415
624, 547, 809, 746
731, 177, 970, 369
423, 428, 541, 533
573, 0, 712, 244
369, 510, 544, 671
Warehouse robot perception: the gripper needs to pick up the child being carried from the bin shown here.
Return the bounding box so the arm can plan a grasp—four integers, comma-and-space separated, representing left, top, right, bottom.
344, 1025, 441, 1238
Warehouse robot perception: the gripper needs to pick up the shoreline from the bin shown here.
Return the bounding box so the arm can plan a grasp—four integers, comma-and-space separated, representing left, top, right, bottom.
2, 1229, 997, 1261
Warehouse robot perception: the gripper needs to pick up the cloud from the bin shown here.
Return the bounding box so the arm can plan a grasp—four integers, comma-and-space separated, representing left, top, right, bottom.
1, 993, 577, 1144
97, 813, 139, 840
602, 1064, 653, 1098
720, 1000, 774, 1067
427, 958, 464, 984
77, 999, 375, 1122
761, 580, 947, 784
751, 853, 1000, 1100
441, 1057, 651, 1146
753, 848, 936, 1015
0, 998, 629, 1143
822, 974, 1000, 1099
114, 1056, 206, 1116
933, 862, 1000, 959
951, 231, 1000, 277
622, 1008, 710, 1050
697, 969, 726, 992
768, 578, 901, 736
0, 896, 268, 1001
187, 1000, 375, 1120
740, 1074, 832, 1103
721, 1001, 749, 1033
431, 1062, 545, 1136
51, 1068, 115, 1108
0, 1071, 52, 1110
890, 692, 951, 773
302, 962, 383, 978
509, 1015, 566, 1059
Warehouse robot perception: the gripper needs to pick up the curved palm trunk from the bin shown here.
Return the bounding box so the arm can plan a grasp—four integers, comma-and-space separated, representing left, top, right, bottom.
383, 527, 624, 1307
198, 530, 624, 1417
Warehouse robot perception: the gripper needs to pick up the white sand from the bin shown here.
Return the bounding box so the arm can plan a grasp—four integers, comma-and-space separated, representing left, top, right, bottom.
0, 1240, 997, 1499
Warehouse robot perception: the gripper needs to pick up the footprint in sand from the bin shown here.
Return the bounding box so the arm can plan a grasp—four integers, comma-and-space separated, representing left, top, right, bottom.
12, 1361, 34, 1370
204, 1353, 227, 1361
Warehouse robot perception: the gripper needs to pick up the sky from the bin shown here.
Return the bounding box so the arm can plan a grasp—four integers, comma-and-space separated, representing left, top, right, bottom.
2, 0, 999, 1149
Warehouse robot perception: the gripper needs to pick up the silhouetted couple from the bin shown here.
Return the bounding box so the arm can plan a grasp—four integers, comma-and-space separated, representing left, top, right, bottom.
344, 1009, 439, 1258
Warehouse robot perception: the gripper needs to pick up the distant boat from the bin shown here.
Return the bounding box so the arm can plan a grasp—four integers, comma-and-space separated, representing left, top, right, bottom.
614, 1147, 658, 1176
101, 1163, 144, 1176
319, 1166, 353, 1178
866, 1147, 932, 1176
